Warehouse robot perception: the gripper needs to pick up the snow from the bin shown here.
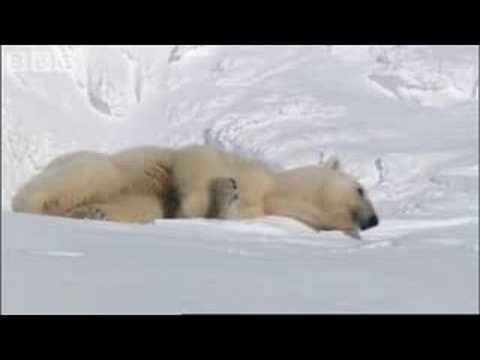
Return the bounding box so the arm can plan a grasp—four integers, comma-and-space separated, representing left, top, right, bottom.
1, 45, 479, 313
3, 212, 477, 313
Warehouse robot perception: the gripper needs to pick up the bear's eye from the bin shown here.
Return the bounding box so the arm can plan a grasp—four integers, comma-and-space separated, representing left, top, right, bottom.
357, 187, 364, 197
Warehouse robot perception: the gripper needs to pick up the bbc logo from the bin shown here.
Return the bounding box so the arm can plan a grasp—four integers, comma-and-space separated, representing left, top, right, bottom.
6, 50, 72, 73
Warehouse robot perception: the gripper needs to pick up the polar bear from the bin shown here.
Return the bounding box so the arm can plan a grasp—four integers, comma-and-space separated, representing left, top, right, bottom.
168, 145, 379, 232
12, 147, 175, 223
11, 144, 379, 233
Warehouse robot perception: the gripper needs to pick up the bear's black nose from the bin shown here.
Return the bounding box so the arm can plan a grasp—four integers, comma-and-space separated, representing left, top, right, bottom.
360, 214, 379, 230
368, 214, 379, 228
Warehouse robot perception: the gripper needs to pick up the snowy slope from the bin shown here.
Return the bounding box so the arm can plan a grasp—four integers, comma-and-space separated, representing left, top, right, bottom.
2, 212, 478, 314
1, 45, 478, 313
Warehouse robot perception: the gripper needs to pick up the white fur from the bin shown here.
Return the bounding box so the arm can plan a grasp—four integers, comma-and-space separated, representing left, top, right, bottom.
12, 145, 378, 231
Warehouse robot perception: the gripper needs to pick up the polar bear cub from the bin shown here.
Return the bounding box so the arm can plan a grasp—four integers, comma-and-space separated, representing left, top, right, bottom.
170, 145, 379, 232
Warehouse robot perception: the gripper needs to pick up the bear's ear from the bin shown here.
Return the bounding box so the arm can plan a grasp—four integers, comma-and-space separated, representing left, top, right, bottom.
324, 156, 341, 171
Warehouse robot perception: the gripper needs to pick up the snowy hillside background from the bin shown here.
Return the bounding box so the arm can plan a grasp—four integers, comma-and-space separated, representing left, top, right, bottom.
1, 45, 478, 313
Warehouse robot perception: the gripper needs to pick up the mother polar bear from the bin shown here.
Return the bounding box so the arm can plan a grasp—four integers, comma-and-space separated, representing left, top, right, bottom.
12, 144, 379, 234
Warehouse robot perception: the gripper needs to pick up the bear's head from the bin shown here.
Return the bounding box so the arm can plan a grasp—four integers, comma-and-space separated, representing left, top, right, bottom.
318, 156, 379, 233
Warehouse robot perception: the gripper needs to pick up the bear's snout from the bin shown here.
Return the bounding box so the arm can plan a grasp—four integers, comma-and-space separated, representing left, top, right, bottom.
360, 214, 379, 230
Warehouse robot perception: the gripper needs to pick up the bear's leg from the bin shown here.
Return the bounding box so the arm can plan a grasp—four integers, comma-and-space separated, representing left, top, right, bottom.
66, 204, 107, 220
144, 163, 179, 218
66, 194, 165, 223
209, 177, 240, 219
